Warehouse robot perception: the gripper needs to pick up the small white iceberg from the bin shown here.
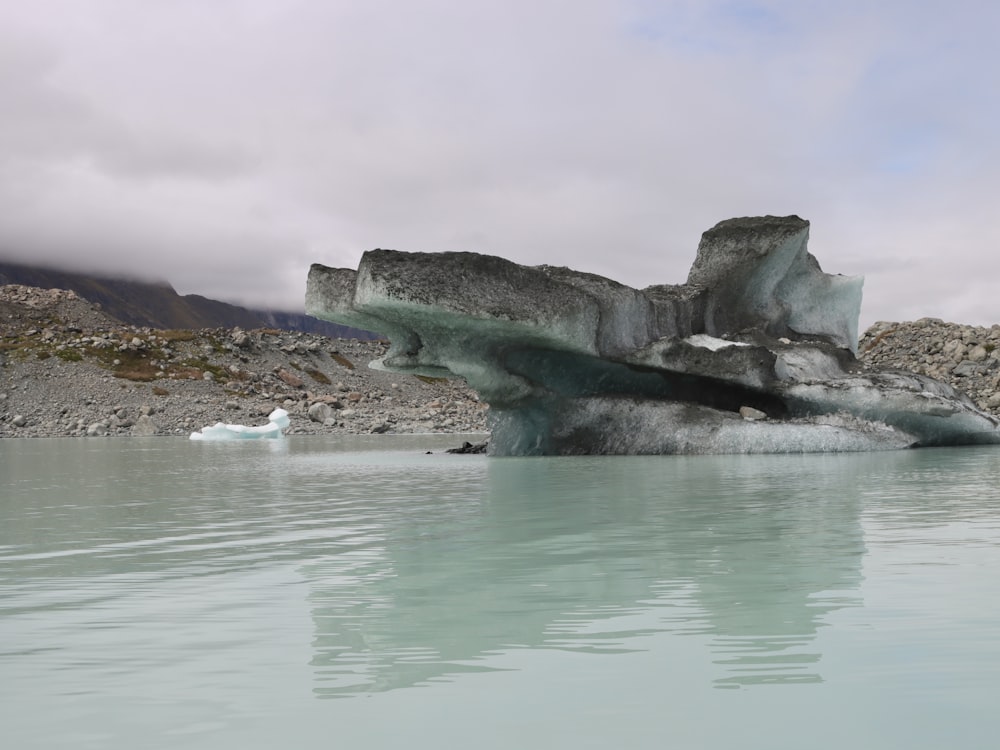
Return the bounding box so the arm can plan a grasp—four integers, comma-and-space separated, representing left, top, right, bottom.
189, 408, 291, 441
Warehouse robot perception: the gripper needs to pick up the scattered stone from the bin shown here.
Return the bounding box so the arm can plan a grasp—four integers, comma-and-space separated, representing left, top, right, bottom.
446, 440, 489, 454
231, 329, 252, 348
953, 361, 980, 378
277, 369, 304, 388
0, 283, 485, 439
308, 402, 334, 423
969, 345, 990, 362
132, 415, 158, 436
739, 406, 768, 421
859, 319, 1000, 418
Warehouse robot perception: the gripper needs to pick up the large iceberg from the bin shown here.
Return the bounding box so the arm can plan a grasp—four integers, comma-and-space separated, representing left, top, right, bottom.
189, 408, 291, 441
306, 216, 1000, 455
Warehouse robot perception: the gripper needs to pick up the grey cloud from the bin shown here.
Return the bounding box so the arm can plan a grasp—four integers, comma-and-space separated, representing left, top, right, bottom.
0, 1, 999, 325
0, 34, 256, 182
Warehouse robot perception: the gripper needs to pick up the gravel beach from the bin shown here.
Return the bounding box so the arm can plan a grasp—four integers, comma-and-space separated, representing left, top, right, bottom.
1, 285, 487, 438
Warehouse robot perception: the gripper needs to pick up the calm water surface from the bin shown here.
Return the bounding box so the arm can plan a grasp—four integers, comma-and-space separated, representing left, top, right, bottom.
2, 436, 1000, 749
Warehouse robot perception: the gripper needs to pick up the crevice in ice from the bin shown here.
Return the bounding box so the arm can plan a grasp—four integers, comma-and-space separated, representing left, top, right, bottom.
502, 347, 789, 418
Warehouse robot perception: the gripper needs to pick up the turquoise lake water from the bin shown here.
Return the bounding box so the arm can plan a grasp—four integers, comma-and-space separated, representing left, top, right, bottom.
2, 436, 1000, 748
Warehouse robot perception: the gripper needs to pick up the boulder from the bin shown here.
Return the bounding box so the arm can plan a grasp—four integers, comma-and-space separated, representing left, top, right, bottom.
739, 406, 768, 421
306, 215, 1000, 455
308, 402, 334, 423
277, 368, 304, 388
132, 415, 158, 436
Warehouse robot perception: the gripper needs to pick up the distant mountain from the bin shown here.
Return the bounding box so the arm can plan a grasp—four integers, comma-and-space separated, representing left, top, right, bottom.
0, 260, 378, 339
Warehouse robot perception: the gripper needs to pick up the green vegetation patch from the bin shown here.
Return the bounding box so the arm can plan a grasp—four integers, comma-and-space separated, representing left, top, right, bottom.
158, 329, 198, 342
83, 342, 170, 382
106, 350, 161, 382
305, 367, 331, 384
177, 356, 229, 381
0, 336, 33, 360
55, 348, 83, 362
170, 365, 205, 380
331, 353, 355, 370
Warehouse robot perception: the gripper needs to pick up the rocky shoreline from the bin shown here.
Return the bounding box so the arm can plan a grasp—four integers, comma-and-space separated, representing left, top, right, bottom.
1, 285, 487, 438
858, 318, 1000, 414
4, 283, 1000, 439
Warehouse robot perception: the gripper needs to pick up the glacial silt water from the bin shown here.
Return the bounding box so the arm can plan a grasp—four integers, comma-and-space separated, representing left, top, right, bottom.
2, 436, 1000, 748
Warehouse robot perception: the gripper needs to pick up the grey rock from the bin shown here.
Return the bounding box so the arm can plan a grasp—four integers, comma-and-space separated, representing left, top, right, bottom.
277, 369, 304, 388
953, 361, 980, 378
739, 406, 768, 421
308, 402, 334, 423
132, 415, 157, 436
231, 329, 252, 348
86, 421, 109, 437
12, 414, 27, 427
968, 344, 989, 362
446, 440, 489, 454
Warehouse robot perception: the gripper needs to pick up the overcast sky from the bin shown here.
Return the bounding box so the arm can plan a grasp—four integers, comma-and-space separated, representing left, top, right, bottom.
1, 1, 998, 329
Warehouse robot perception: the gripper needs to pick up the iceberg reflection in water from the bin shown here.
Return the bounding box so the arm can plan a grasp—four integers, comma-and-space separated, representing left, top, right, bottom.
1, 436, 1000, 748
305, 452, 865, 695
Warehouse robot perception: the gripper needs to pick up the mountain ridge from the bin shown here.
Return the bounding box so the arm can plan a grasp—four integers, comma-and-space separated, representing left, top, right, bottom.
0, 260, 376, 338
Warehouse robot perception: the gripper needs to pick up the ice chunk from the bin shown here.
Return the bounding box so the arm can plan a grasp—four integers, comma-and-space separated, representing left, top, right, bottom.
684, 334, 750, 352
688, 216, 863, 352
487, 398, 919, 456
189, 408, 290, 441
